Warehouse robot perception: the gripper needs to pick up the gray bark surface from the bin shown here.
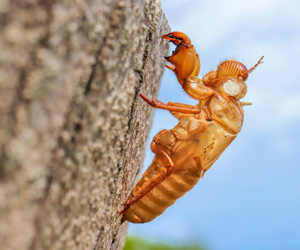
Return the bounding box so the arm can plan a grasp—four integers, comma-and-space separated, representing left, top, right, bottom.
0, 0, 169, 249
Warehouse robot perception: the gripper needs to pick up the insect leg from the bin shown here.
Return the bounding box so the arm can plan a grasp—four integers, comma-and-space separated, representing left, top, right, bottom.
118, 167, 169, 214
181, 80, 215, 101
140, 93, 201, 114
241, 101, 252, 106
118, 141, 175, 215
162, 32, 198, 81
150, 141, 174, 172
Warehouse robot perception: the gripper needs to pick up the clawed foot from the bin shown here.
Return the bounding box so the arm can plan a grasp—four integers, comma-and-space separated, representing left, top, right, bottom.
162, 32, 200, 80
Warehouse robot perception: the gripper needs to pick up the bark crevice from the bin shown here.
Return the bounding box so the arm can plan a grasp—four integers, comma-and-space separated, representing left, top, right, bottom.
0, 1, 169, 249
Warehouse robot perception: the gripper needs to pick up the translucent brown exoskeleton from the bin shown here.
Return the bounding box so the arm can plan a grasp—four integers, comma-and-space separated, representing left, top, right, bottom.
119, 31, 264, 223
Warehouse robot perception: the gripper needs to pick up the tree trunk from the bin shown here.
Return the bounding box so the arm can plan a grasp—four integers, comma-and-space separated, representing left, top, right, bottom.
0, 0, 169, 249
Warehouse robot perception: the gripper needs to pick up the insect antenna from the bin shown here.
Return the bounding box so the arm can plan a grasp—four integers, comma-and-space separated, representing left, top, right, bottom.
240, 56, 264, 78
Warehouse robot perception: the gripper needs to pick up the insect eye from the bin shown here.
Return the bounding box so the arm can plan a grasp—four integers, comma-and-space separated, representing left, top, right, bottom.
222, 80, 241, 96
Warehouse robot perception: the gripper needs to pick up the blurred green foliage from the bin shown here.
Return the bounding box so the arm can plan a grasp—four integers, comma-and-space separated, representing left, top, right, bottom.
124, 236, 205, 250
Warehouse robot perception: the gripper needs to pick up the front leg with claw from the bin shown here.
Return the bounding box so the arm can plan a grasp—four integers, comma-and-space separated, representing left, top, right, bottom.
162, 32, 200, 84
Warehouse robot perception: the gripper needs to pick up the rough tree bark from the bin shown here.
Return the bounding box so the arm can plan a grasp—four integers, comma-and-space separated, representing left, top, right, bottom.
0, 0, 169, 249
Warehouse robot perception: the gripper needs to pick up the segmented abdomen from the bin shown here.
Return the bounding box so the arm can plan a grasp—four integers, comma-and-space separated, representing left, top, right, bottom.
123, 160, 201, 223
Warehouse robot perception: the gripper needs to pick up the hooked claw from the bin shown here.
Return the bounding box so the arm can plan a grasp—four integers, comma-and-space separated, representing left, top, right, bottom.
162, 31, 192, 46
162, 32, 200, 81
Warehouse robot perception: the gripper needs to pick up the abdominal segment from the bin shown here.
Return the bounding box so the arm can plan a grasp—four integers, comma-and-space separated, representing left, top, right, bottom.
123, 121, 236, 223
123, 160, 201, 223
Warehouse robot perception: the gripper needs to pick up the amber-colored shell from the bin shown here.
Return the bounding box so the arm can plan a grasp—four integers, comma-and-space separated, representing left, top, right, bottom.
119, 31, 263, 224
217, 60, 248, 81
123, 121, 237, 223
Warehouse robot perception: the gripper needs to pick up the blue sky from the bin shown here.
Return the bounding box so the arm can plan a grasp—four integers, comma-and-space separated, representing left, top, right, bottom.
128, 1, 300, 249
